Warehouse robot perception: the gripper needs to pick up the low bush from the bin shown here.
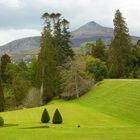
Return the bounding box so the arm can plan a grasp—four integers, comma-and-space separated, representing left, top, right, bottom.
86, 59, 108, 82
52, 109, 63, 124
41, 108, 50, 123
0, 116, 4, 126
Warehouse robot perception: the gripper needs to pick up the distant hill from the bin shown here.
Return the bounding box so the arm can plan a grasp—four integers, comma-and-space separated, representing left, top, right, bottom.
71, 21, 140, 46
0, 36, 40, 54
71, 21, 113, 46
0, 21, 140, 60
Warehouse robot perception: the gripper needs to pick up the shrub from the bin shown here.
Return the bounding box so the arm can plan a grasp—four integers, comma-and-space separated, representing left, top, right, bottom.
52, 109, 63, 124
41, 108, 50, 123
0, 116, 4, 126
86, 59, 108, 82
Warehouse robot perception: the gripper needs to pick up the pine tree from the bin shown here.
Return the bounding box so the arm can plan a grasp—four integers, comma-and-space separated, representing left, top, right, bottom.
38, 28, 59, 103
0, 79, 4, 112
0, 54, 11, 83
52, 108, 63, 124
51, 13, 74, 65
108, 10, 131, 78
41, 108, 50, 123
92, 38, 106, 61
37, 12, 74, 103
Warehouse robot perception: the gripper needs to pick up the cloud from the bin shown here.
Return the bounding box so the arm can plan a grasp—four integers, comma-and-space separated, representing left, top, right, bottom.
0, 0, 140, 45
0, 0, 23, 8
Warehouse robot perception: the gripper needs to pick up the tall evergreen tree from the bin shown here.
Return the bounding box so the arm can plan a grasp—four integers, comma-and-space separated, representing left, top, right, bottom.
51, 13, 74, 65
37, 14, 60, 103
92, 38, 106, 61
0, 54, 11, 83
37, 12, 74, 103
38, 30, 58, 102
0, 79, 4, 112
108, 10, 131, 78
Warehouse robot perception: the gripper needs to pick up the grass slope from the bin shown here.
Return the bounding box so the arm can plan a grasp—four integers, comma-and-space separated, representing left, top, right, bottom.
0, 79, 140, 140
76, 79, 140, 125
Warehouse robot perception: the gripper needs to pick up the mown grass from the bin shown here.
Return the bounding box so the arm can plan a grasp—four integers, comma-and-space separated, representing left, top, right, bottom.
0, 79, 140, 140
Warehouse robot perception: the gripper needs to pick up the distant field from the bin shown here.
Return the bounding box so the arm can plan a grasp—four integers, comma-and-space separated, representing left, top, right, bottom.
0, 79, 140, 140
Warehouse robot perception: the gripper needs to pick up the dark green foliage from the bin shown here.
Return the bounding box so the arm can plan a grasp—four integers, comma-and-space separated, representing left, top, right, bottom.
38, 28, 60, 103
108, 10, 131, 78
0, 116, 4, 126
37, 12, 74, 103
5, 62, 32, 106
41, 108, 50, 123
86, 59, 108, 82
0, 54, 11, 83
130, 40, 140, 78
42, 12, 74, 66
0, 80, 4, 112
52, 108, 63, 124
54, 18, 74, 65
92, 38, 106, 61
28, 57, 38, 86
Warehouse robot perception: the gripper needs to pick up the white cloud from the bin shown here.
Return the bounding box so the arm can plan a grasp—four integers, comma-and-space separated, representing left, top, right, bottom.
0, 0, 140, 44
0, 0, 24, 8
0, 29, 40, 45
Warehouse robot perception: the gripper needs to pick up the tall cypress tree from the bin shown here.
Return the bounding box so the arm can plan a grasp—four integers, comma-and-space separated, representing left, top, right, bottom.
0, 79, 4, 112
51, 13, 74, 65
37, 12, 74, 103
108, 10, 131, 78
37, 14, 59, 103
0, 54, 11, 83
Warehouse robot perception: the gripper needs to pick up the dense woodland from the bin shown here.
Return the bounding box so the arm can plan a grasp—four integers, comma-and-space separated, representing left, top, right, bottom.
0, 10, 140, 111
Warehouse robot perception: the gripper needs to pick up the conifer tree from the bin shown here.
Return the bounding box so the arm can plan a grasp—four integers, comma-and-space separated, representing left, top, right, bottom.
41, 108, 50, 123
37, 13, 60, 103
38, 28, 59, 102
37, 12, 74, 103
51, 13, 74, 65
0, 79, 4, 112
108, 10, 131, 78
92, 38, 106, 61
52, 108, 63, 124
0, 54, 11, 83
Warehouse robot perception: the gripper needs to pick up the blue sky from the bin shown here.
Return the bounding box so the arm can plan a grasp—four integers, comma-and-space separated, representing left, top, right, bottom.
0, 0, 140, 45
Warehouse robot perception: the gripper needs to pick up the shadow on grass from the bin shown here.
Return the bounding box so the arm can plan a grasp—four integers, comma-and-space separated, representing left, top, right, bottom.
96, 81, 103, 86
21, 125, 50, 129
0, 124, 19, 128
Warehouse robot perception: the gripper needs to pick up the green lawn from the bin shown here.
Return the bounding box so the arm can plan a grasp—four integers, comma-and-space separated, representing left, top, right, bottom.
0, 79, 140, 140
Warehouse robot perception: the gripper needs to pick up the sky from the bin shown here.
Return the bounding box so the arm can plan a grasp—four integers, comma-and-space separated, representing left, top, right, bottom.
0, 0, 140, 45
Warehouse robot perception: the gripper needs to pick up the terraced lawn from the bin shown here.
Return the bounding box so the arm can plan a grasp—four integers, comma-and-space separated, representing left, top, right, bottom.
0, 79, 140, 140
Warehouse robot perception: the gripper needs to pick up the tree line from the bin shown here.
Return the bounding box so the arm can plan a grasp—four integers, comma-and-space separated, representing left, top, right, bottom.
0, 10, 140, 112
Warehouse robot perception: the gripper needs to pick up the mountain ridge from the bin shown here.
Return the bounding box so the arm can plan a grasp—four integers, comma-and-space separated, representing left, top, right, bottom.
0, 21, 140, 59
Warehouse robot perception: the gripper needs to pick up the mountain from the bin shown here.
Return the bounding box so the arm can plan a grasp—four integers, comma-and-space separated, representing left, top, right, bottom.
0, 36, 40, 61
0, 36, 40, 54
71, 21, 113, 46
0, 21, 140, 59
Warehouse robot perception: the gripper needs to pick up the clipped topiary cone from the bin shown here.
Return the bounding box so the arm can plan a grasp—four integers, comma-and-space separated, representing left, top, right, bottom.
41, 108, 50, 123
52, 108, 63, 124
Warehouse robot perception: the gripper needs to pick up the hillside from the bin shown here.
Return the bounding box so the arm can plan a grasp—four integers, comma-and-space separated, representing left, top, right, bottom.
0, 79, 140, 140
76, 79, 140, 125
